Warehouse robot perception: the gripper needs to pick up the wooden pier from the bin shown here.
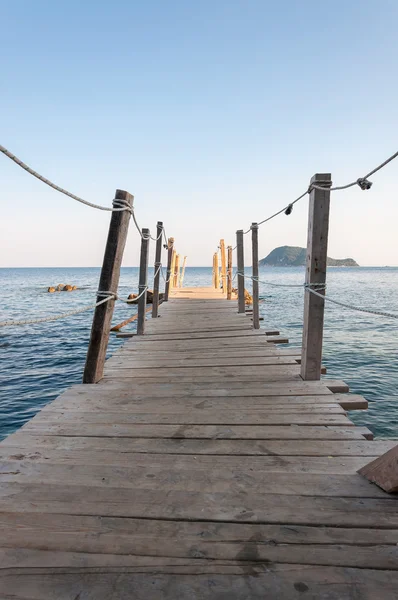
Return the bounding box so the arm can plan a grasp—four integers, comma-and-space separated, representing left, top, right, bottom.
1, 286, 398, 598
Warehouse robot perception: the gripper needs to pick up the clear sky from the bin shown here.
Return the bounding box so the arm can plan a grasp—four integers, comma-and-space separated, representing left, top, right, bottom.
1, 0, 397, 267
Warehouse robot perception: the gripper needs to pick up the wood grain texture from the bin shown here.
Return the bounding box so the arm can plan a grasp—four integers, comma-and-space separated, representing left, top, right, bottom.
1, 286, 394, 597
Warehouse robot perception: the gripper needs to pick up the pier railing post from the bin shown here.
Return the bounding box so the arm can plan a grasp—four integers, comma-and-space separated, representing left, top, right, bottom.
220, 239, 227, 293
227, 245, 232, 300
174, 254, 180, 287
137, 228, 150, 335
152, 221, 163, 318
301, 173, 332, 380
251, 222, 260, 329
170, 250, 176, 290
236, 229, 245, 313
180, 256, 187, 287
214, 252, 220, 289
164, 237, 174, 301
83, 189, 133, 383
212, 253, 216, 288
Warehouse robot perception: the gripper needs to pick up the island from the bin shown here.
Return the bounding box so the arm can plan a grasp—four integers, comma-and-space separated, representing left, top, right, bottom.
259, 246, 359, 267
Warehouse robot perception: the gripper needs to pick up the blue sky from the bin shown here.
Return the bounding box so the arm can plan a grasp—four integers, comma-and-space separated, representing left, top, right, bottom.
1, 0, 397, 266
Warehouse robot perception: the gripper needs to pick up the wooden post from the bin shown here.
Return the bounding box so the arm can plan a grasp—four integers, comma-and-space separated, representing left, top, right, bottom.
180, 256, 187, 287
227, 245, 232, 300
137, 228, 150, 335
301, 173, 332, 380
212, 253, 217, 288
220, 239, 227, 293
164, 237, 174, 301
214, 252, 220, 289
174, 254, 180, 287
170, 250, 176, 290
83, 189, 133, 383
236, 229, 245, 313
251, 222, 260, 329
152, 221, 163, 318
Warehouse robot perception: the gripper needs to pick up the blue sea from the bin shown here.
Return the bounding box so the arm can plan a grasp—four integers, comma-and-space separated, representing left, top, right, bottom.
0, 266, 397, 440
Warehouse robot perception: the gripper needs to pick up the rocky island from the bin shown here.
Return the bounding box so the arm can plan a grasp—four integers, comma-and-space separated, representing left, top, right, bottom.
259, 246, 358, 267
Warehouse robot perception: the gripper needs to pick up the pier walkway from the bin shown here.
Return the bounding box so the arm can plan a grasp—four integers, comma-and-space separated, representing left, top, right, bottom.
1, 287, 398, 598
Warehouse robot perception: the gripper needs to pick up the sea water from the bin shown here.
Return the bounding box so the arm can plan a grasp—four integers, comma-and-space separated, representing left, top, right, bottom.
0, 266, 397, 440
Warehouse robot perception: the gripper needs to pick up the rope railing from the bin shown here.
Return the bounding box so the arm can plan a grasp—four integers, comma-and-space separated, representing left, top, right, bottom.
0, 285, 151, 328
238, 149, 398, 234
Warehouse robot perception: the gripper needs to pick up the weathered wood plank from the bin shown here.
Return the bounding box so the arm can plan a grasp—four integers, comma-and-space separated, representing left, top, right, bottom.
2, 435, 393, 457
0, 482, 396, 525
0, 514, 397, 569
13, 423, 373, 440
0, 462, 386, 496
1, 564, 398, 600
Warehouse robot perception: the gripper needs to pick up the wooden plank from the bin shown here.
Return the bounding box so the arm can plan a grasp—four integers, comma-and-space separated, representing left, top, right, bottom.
2, 435, 394, 457
11, 423, 373, 440
1, 514, 397, 570
55, 380, 338, 397
0, 461, 386, 496
0, 482, 397, 525
1, 563, 398, 600
25, 410, 355, 426
0, 460, 387, 498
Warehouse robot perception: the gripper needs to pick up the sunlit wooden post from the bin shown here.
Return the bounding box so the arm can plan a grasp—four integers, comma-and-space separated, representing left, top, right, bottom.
251, 222, 260, 329
152, 221, 163, 318
174, 254, 180, 287
137, 228, 150, 335
214, 252, 220, 289
212, 253, 216, 288
164, 237, 174, 301
180, 256, 187, 287
220, 239, 227, 293
236, 229, 245, 313
83, 190, 133, 383
227, 245, 232, 300
301, 173, 332, 380
170, 250, 176, 291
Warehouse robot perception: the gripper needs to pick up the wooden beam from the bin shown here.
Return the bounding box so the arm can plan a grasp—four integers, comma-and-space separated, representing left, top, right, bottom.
251, 222, 260, 329
137, 228, 150, 335
214, 252, 220, 290
164, 237, 174, 301
83, 189, 133, 383
180, 256, 187, 287
236, 229, 245, 313
301, 173, 332, 380
220, 239, 227, 293
152, 221, 163, 319
227, 245, 232, 300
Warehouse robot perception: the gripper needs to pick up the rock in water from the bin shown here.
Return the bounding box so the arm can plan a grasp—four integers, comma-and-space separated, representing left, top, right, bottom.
63, 285, 73, 292
48, 287, 56, 293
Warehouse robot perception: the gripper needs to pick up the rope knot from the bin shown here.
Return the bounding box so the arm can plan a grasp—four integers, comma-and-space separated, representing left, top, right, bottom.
112, 198, 132, 212
356, 177, 373, 190
97, 290, 118, 300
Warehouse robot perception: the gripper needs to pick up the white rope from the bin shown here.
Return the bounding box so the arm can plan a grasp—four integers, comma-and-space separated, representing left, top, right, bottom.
0, 296, 113, 327
0, 144, 134, 213
0, 284, 151, 328
239, 149, 398, 233
306, 286, 398, 319
160, 265, 172, 284
237, 272, 304, 288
